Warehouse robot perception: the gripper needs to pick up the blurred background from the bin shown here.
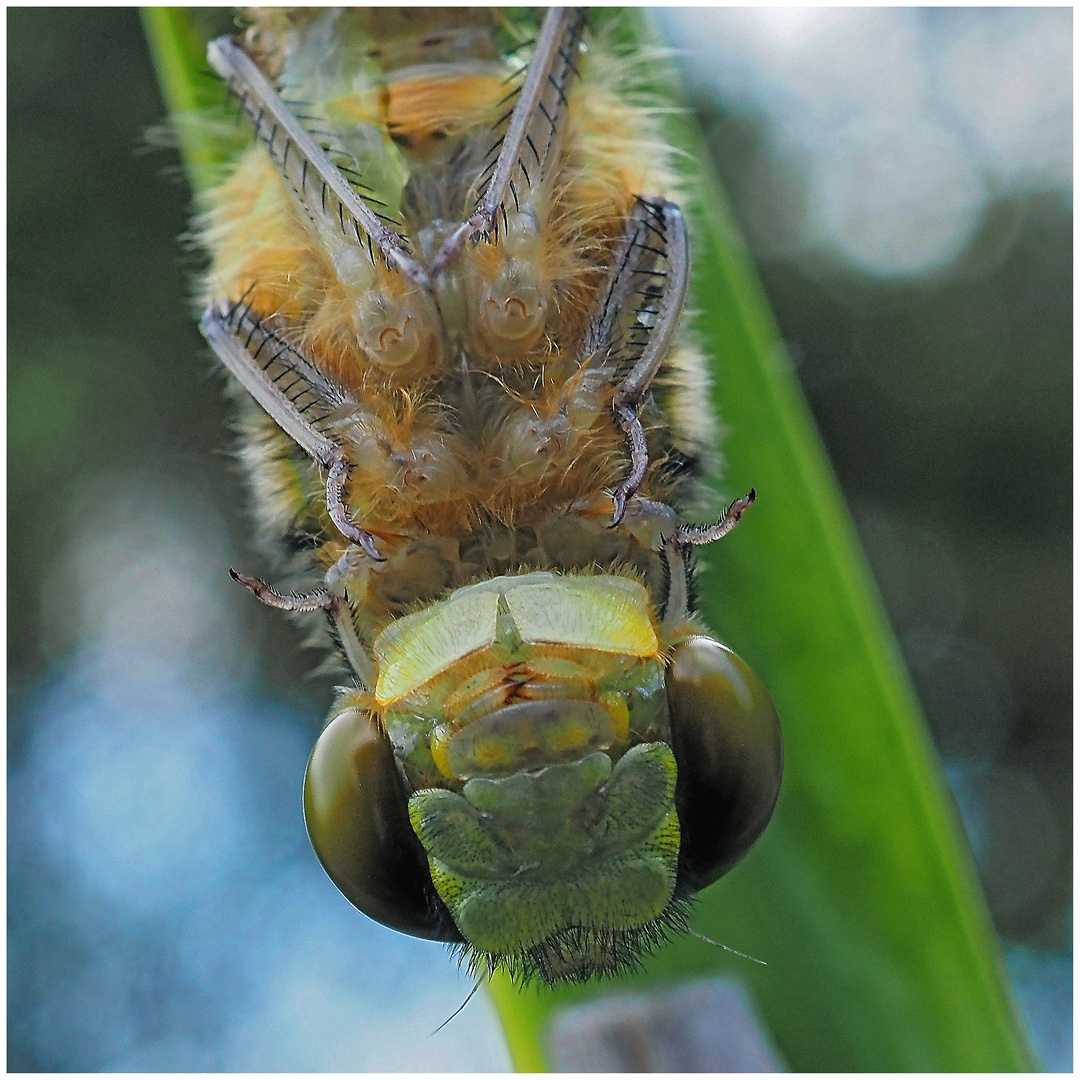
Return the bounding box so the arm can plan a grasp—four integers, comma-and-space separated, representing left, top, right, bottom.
8, 7, 1071, 1072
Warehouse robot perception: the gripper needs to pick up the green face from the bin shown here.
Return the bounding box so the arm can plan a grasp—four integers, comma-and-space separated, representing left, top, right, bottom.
303, 572, 783, 985
410, 743, 680, 983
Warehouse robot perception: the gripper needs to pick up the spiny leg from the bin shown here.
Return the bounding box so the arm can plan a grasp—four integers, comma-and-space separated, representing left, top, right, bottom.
660, 537, 691, 636
672, 489, 756, 547
575, 196, 691, 525
229, 568, 375, 689
613, 402, 649, 524
326, 452, 385, 562
229, 569, 332, 612
660, 491, 756, 633
200, 299, 385, 561
326, 590, 375, 691
200, 297, 342, 463
430, 7, 588, 272
206, 34, 430, 290
611, 200, 691, 405
610, 199, 690, 523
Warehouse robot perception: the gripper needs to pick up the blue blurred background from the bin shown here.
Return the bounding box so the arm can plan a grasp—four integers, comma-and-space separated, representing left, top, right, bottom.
8, 7, 1071, 1071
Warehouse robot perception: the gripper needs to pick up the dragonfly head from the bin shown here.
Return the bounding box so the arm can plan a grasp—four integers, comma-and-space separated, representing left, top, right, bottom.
304, 572, 781, 985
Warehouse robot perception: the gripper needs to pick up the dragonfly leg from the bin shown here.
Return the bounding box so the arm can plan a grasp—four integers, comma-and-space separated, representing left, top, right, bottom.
201, 301, 384, 562
228, 568, 332, 612
207, 34, 430, 289
430, 8, 589, 273
659, 492, 756, 636
572, 196, 691, 526
608, 199, 690, 524
326, 451, 385, 562
673, 490, 756, 548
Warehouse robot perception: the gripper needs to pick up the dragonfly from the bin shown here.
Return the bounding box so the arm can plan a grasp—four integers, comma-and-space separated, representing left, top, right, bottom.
197, 6, 782, 987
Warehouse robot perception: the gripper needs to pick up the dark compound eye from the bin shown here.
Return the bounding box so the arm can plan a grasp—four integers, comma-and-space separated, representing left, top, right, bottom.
667, 636, 783, 892
304, 707, 463, 942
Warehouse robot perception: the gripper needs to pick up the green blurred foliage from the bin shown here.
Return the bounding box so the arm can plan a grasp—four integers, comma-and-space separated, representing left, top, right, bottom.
8, 8, 332, 755
701, 108, 1072, 946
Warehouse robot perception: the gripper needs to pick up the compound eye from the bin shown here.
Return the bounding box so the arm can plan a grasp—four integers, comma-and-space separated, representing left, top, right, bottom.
667, 637, 783, 892
304, 707, 462, 942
